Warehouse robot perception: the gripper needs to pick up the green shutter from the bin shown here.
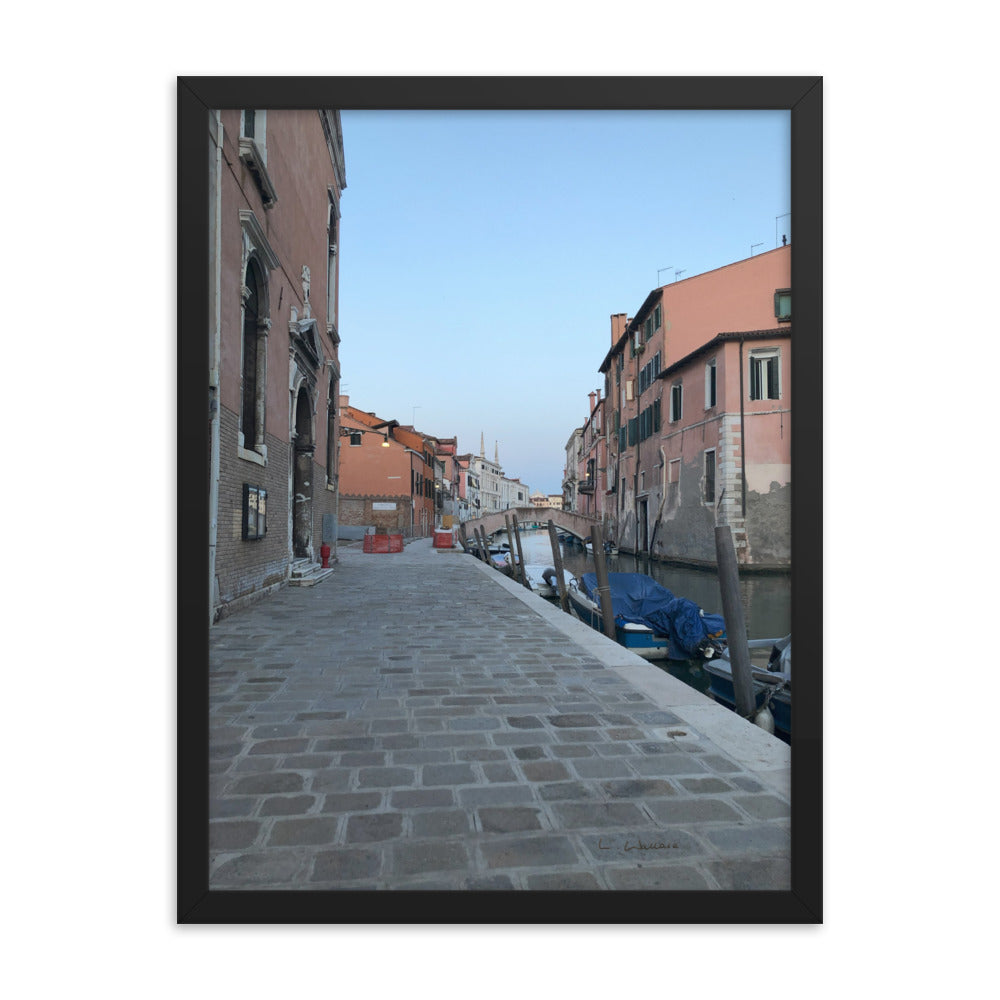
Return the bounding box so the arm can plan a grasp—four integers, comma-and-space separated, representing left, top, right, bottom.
768, 356, 780, 399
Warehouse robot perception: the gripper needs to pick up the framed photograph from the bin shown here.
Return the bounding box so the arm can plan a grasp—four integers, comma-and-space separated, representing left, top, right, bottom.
178, 76, 822, 923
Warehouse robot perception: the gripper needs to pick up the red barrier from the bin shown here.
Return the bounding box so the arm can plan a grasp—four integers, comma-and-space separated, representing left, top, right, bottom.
433, 529, 455, 549
363, 533, 403, 554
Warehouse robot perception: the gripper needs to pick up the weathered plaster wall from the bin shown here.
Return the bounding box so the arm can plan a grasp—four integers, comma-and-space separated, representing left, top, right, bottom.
744, 483, 791, 565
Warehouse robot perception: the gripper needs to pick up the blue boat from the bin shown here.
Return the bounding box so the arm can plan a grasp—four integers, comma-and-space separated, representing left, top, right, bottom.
702, 636, 791, 737
566, 572, 727, 661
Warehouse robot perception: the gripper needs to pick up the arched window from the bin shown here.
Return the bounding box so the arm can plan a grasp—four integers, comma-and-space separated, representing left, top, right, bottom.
241, 257, 264, 451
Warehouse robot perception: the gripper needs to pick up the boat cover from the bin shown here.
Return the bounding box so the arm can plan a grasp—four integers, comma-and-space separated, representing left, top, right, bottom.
579, 572, 727, 660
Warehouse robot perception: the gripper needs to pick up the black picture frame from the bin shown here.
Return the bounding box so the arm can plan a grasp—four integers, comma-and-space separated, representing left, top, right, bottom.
178, 76, 822, 924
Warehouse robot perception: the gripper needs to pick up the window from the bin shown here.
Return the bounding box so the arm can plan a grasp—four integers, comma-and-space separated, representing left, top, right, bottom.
638, 352, 661, 395
240, 257, 268, 455
241, 110, 268, 154
704, 450, 716, 504
625, 378, 635, 402
670, 382, 683, 422
705, 358, 717, 409
238, 110, 276, 207
642, 304, 663, 342
667, 459, 680, 507
349, 431, 362, 446
237, 215, 277, 463
750, 349, 781, 400
638, 399, 661, 442
327, 372, 338, 483
774, 288, 791, 322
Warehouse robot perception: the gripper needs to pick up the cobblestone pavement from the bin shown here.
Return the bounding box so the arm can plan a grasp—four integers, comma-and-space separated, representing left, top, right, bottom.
208, 538, 791, 891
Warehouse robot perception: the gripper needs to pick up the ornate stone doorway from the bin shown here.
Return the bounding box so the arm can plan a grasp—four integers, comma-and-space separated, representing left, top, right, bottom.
292, 387, 314, 558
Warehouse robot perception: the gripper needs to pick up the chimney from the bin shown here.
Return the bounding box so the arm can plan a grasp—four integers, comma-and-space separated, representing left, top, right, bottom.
611, 313, 628, 344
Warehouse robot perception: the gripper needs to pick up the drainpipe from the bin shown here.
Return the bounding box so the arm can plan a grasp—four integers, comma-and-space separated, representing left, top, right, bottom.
207, 111, 224, 627
648, 443, 667, 554
634, 336, 641, 555
739, 336, 747, 518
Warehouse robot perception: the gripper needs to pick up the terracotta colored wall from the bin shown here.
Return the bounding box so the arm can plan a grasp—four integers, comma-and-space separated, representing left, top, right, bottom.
659, 246, 790, 365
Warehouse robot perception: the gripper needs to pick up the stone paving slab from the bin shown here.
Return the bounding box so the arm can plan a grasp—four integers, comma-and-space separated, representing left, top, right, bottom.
208, 537, 791, 891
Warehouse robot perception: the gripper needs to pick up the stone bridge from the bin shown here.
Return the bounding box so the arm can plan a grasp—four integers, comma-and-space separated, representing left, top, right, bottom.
459, 507, 601, 544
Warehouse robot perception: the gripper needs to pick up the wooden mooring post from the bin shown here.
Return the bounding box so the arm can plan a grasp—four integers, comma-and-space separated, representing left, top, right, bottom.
590, 524, 618, 641
503, 515, 524, 585
458, 523, 471, 553
511, 512, 531, 590
714, 525, 756, 720
475, 527, 490, 563
547, 519, 570, 612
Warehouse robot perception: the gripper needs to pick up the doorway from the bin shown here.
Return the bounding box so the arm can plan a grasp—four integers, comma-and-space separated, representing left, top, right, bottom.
292, 388, 314, 558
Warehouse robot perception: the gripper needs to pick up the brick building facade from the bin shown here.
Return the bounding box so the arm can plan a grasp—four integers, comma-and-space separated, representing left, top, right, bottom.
208, 108, 346, 622
337, 400, 441, 537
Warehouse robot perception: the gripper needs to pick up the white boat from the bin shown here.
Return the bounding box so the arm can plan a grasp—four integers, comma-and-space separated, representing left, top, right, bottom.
522, 564, 573, 599
702, 636, 791, 737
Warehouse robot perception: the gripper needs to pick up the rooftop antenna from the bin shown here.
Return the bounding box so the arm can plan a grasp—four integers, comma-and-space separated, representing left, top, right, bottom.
674, 269, 686, 282
775, 212, 791, 248
657, 265, 672, 286
751, 243, 764, 256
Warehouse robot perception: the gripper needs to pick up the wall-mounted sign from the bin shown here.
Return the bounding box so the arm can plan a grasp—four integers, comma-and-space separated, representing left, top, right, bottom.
243, 484, 267, 540
372, 502, 397, 511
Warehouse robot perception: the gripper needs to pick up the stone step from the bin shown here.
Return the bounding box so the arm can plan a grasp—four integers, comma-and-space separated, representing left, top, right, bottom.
289, 559, 334, 587
289, 565, 335, 587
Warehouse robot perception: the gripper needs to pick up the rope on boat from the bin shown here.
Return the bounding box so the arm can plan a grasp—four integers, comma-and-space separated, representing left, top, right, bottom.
752, 675, 790, 718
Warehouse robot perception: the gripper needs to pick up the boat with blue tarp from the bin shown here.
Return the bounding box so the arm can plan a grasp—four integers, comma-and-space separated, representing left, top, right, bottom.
566, 571, 727, 661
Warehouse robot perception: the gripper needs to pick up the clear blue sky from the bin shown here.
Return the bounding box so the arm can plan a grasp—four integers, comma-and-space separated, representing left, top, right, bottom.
337, 110, 789, 495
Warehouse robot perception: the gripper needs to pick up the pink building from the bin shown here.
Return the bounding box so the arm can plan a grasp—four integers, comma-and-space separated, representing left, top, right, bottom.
576, 389, 608, 524
600, 246, 791, 567
208, 109, 346, 620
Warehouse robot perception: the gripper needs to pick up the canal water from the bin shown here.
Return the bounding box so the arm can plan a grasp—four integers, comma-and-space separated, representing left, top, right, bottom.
509, 528, 791, 699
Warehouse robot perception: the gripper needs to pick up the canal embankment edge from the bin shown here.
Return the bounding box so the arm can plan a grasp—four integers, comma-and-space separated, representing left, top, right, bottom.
460, 549, 791, 797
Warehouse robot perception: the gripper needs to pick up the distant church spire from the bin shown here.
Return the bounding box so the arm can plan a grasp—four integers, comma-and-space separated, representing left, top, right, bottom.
495, 441, 499, 464
480, 432, 485, 458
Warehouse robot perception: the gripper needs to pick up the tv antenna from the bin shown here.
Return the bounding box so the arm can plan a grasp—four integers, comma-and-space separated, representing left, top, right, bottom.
775, 212, 791, 247
657, 266, 672, 286
751, 243, 764, 256
674, 269, 686, 282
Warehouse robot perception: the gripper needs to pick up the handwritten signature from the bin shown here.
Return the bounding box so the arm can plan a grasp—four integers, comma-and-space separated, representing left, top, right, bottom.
598, 837, 680, 852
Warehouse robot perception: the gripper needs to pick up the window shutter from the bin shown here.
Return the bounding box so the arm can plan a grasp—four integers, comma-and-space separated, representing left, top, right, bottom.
653, 399, 661, 432
768, 356, 780, 399
750, 358, 761, 400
